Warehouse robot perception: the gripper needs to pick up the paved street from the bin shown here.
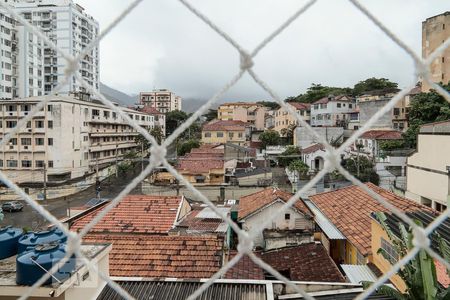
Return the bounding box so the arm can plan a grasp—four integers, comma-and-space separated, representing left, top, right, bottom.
1, 167, 144, 230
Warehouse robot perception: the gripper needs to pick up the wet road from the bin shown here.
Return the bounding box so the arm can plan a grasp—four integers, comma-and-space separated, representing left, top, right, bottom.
1, 168, 144, 230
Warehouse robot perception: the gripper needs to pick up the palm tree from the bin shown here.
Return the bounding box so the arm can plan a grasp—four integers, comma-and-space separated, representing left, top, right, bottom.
363, 212, 450, 300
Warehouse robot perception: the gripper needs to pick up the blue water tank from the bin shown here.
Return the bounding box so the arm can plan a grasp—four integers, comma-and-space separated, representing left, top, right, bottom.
16, 243, 76, 286
0, 226, 23, 259
18, 228, 67, 254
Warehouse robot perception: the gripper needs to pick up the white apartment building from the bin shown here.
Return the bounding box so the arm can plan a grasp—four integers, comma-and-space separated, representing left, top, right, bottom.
0, 0, 99, 99
0, 94, 156, 184
140, 89, 182, 113
310, 95, 355, 127
406, 121, 450, 212
0, 9, 16, 99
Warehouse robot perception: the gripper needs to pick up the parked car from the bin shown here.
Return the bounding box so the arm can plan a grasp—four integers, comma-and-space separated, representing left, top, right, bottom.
2, 201, 24, 212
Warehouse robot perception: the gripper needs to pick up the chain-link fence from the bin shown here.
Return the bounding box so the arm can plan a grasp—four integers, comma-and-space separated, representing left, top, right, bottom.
0, 0, 449, 299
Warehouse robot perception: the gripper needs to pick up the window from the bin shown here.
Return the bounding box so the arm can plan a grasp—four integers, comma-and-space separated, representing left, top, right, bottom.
48, 161, 54, 168
349, 104, 353, 109
381, 237, 398, 263
47, 105, 52, 112
285, 213, 290, 220
7, 160, 18, 168
35, 160, 44, 168
238, 133, 243, 138
204, 132, 211, 138
21, 138, 31, 146
337, 103, 341, 108
6, 121, 17, 128
216, 132, 224, 138
10, 138, 17, 145
48, 120, 53, 128
21, 160, 32, 168
393, 108, 400, 116
356, 251, 365, 265
26, 121, 32, 128
0, 160, 3, 168
35, 138, 45, 146
48, 138, 53, 146
228, 132, 234, 139
35, 120, 44, 128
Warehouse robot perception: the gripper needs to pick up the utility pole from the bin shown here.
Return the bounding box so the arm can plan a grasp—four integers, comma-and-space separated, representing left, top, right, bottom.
43, 162, 47, 202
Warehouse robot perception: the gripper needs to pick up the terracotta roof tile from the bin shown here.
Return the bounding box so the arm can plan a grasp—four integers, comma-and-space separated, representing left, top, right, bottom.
175, 209, 224, 233
313, 95, 351, 105
309, 183, 434, 256
225, 243, 345, 282
83, 234, 223, 278
203, 120, 248, 131
70, 195, 183, 234
140, 106, 165, 115
360, 130, 403, 140
177, 160, 224, 173
288, 102, 311, 111
302, 143, 325, 154
238, 188, 312, 220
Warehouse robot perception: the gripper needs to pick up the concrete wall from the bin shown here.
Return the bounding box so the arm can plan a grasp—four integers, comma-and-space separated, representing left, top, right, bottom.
294, 127, 344, 148
265, 234, 313, 251
406, 134, 450, 209
358, 100, 393, 129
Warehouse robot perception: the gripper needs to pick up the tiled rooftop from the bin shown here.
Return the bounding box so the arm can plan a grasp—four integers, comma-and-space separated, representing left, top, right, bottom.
83, 234, 224, 278
288, 102, 311, 111
359, 130, 402, 140
313, 95, 350, 105
226, 243, 345, 282
203, 120, 248, 131
238, 188, 312, 220
174, 206, 229, 234
178, 160, 224, 173
70, 195, 183, 234
309, 183, 434, 256
302, 143, 325, 154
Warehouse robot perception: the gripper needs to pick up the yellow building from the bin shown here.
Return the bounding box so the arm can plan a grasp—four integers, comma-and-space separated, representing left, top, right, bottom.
406, 120, 450, 211
274, 102, 310, 135
422, 11, 450, 91
218, 102, 267, 130
202, 120, 248, 146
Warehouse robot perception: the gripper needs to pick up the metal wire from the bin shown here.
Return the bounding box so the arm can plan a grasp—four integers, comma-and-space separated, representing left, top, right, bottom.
0, 0, 449, 300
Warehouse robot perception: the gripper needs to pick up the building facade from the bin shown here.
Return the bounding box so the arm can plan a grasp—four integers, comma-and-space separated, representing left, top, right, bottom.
0, 0, 100, 98
202, 119, 248, 146
0, 95, 155, 184
139, 89, 182, 113
274, 102, 310, 135
310, 95, 355, 127
422, 11, 450, 91
218, 102, 267, 130
406, 121, 450, 211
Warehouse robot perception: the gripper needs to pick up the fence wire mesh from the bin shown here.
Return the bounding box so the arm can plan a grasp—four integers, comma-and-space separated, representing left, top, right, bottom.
0, 0, 449, 299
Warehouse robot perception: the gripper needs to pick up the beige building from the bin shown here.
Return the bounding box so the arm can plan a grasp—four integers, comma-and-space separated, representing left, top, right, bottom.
139, 89, 182, 113
0, 94, 156, 184
406, 121, 450, 212
422, 11, 450, 91
202, 120, 248, 146
274, 102, 310, 135
218, 102, 267, 130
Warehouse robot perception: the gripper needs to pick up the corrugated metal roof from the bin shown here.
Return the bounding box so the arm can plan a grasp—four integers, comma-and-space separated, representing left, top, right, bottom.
279, 288, 394, 299
340, 265, 378, 284
196, 207, 230, 219
97, 280, 267, 300
304, 200, 346, 240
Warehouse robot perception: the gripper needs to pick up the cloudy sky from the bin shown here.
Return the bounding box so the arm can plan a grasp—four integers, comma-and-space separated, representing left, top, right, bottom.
77, 0, 448, 102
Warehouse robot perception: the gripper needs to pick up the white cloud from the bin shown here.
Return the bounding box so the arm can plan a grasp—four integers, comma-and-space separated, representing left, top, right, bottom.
76, 0, 448, 100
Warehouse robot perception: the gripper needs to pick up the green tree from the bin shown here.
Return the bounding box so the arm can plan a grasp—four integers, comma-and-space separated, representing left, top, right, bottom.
257, 101, 280, 110
203, 109, 218, 122
259, 130, 281, 149
363, 212, 450, 300
166, 110, 190, 136
288, 159, 309, 179
280, 124, 297, 144
403, 84, 450, 148
379, 140, 406, 152
288, 83, 352, 103
342, 155, 379, 185
135, 126, 164, 152
177, 139, 200, 157
352, 77, 398, 96
278, 146, 301, 167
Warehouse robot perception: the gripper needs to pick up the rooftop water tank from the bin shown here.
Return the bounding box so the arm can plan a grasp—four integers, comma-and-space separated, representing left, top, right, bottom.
16, 243, 76, 286
18, 228, 67, 254
0, 226, 23, 259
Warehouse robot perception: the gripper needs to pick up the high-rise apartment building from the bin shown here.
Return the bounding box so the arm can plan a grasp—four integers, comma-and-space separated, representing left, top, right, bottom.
422, 11, 450, 91
0, 0, 99, 99
139, 89, 182, 113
